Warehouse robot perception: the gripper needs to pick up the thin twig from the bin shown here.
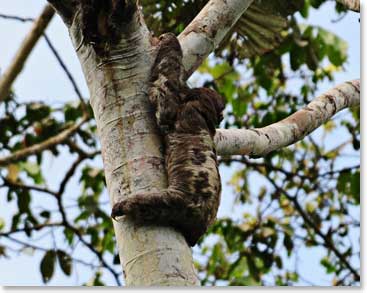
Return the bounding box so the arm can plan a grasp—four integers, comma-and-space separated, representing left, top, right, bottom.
1, 235, 107, 270
264, 174, 360, 281
53, 152, 121, 286
0, 14, 34, 22
0, 176, 58, 197
42, 34, 88, 112
0, 222, 63, 237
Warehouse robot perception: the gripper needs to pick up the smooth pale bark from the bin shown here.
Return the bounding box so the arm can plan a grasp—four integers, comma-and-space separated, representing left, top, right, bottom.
47, 0, 360, 287
336, 0, 360, 12
67, 8, 198, 286
215, 80, 360, 156
0, 5, 54, 101
178, 0, 254, 77
47, 0, 256, 286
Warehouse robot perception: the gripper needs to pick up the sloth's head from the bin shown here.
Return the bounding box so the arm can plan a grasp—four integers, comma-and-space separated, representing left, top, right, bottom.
158, 33, 182, 57
199, 87, 225, 125
186, 87, 225, 128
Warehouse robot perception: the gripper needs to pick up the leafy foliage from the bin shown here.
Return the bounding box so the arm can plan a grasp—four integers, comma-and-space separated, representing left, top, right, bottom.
142, 0, 304, 59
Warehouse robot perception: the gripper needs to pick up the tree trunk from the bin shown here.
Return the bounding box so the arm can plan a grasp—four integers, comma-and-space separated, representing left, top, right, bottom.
67, 6, 198, 286
45, 0, 359, 286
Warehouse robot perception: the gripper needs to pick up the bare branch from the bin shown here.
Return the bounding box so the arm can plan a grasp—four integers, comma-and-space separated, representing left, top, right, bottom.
178, 0, 254, 77
0, 14, 33, 22
264, 175, 360, 281
0, 223, 63, 237
1, 235, 109, 271
53, 160, 122, 285
57, 150, 100, 196
0, 5, 55, 102
0, 176, 58, 197
336, 0, 360, 12
42, 34, 87, 111
0, 115, 89, 167
215, 80, 360, 156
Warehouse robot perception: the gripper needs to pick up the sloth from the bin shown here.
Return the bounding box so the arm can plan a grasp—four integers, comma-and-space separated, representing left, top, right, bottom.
111, 33, 225, 246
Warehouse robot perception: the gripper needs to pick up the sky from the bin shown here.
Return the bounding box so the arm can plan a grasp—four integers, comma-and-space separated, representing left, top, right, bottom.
0, 0, 361, 287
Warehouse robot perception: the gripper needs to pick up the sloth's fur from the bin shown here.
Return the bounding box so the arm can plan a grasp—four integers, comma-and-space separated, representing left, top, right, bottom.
111, 33, 225, 246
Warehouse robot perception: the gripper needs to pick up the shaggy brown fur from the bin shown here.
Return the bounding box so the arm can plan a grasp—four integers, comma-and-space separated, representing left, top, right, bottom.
78, 0, 136, 54
111, 33, 225, 246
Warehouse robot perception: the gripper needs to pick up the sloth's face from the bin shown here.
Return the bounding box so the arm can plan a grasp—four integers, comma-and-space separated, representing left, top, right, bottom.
158, 33, 182, 55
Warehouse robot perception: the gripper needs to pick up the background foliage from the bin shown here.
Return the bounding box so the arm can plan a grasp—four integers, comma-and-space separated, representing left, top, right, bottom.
0, 0, 360, 286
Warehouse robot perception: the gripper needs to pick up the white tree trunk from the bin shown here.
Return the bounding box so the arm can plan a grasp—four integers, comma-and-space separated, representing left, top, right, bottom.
67, 9, 199, 286
53, 0, 255, 285
46, 0, 360, 286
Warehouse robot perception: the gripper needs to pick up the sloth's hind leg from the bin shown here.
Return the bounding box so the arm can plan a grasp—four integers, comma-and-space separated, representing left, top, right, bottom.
111, 190, 205, 246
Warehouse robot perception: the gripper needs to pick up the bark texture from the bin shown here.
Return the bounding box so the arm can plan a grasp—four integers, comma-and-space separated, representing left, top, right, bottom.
62, 1, 198, 286
215, 80, 360, 156
46, 0, 256, 286
46, 0, 361, 287
336, 0, 360, 12
111, 33, 225, 247
178, 0, 254, 77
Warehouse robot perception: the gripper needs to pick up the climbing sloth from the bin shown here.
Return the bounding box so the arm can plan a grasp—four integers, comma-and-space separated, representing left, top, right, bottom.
111, 33, 225, 246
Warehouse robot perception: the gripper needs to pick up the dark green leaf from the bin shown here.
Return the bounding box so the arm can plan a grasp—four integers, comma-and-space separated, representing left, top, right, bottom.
40, 250, 56, 283
57, 250, 72, 276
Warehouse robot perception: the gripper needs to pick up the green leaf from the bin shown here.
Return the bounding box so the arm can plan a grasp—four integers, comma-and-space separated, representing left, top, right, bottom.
75, 210, 91, 223
350, 171, 360, 204
40, 250, 56, 283
63, 227, 74, 245
300, 0, 310, 18
320, 257, 336, 274
11, 214, 20, 231
283, 234, 294, 256
0, 218, 5, 231
57, 250, 72, 276
39, 211, 50, 219
64, 103, 83, 122
0, 245, 7, 257
17, 189, 31, 213
26, 103, 51, 122
19, 162, 44, 184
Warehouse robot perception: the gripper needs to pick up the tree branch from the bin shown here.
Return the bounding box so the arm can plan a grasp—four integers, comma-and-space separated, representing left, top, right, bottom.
0, 115, 88, 167
0, 13, 34, 22
178, 0, 254, 77
42, 34, 88, 112
0, 4, 55, 102
336, 0, 360, 12
215, 79, 360, 156
44, 148, 122, 285
1, 235, 109, 271
0, 176, 58, 197
0, 222, 63, 237
265, 175, 360, 281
